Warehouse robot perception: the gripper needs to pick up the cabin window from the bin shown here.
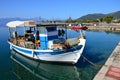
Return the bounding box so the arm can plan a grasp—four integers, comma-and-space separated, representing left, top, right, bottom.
16, 27, 24, 36
38, 27, 47, 34
46, 27, 56, 32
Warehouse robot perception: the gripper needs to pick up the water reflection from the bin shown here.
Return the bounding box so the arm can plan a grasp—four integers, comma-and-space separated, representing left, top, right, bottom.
10, 50, 80, 80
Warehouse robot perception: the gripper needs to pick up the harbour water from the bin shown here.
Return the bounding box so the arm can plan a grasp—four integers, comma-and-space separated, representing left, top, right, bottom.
0, 27, 120, 80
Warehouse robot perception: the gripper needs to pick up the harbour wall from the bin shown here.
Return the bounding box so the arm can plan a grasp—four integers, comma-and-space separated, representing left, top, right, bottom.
87, 26, 120, 32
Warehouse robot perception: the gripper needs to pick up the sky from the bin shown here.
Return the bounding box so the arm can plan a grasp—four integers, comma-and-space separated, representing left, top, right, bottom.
0, 0, 120, 19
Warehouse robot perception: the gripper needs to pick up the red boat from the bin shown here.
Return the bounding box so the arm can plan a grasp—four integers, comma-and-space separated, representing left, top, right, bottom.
69, 26, 88, 30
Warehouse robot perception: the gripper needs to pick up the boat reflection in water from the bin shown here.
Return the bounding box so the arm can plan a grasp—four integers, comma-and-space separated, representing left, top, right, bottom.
10, 50, 80, 80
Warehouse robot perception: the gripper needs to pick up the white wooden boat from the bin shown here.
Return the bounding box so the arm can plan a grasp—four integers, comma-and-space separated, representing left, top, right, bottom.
7, 20, 86, 64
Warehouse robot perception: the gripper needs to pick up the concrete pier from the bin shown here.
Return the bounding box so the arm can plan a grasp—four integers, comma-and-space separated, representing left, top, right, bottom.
87, 26, 120, 32
93, 42, 120, 80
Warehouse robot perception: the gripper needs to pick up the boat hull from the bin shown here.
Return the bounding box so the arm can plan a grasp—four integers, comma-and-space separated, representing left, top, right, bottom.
8, 39, 86, 64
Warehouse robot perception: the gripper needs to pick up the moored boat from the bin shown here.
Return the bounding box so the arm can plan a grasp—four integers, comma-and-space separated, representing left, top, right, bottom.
7, 21, 87, 64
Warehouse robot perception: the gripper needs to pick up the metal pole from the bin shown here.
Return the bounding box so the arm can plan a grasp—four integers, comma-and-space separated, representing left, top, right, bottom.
65, 24, 67, 40
8, 27, 11, 38
23, 22, 26, 40
15, 27, 18, 45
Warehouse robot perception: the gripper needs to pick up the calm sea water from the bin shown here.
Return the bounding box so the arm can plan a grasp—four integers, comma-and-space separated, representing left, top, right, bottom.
0, 27, 120, 80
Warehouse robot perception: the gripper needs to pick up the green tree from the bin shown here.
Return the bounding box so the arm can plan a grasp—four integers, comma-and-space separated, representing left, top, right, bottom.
104, 15, 113, 23
100, 18, 104, 22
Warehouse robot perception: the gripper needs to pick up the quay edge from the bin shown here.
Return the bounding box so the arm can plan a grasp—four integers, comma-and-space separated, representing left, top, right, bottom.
93, 42, 120, 80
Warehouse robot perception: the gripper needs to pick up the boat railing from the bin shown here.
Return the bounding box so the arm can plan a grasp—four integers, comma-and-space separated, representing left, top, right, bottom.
51, 36, 82, 50
9, 35, 36, 49
66, 37, 79, 46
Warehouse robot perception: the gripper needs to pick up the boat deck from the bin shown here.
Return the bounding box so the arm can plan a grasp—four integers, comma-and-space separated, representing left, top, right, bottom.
9, 37, 35, 49
93, 42, 120, 80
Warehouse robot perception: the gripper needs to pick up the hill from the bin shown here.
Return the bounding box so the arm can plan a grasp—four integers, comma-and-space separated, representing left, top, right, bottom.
1, 10, 120, 27
79, 14, 106, 20
108, 11, 120, 19
78, 11, 120, 20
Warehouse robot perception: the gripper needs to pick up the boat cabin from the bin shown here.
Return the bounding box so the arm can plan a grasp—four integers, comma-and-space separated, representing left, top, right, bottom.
36, 23, 66, 50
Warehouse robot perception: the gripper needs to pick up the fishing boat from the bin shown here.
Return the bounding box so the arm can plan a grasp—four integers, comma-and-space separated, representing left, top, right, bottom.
7, 20, 87, 64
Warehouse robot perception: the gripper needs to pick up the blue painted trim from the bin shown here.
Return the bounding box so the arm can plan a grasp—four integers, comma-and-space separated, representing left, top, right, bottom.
46, 27, 56, 32
40, 41, 48, 50
13, 46, 32, 54
36, 45, 83, 55
40, 36, 48, 41
48, 35, 58, 40
40, 35, 58, 41
40, 36, 48, 50
12, 44, 82, 56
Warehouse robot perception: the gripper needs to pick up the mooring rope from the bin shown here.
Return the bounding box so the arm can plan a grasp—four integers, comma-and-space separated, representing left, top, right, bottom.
81, 54, 101, 67
72, 44, 101, 67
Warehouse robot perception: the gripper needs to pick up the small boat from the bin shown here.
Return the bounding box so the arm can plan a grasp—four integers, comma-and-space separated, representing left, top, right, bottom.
68, 23, 88, 31
7, 20, 86, 64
